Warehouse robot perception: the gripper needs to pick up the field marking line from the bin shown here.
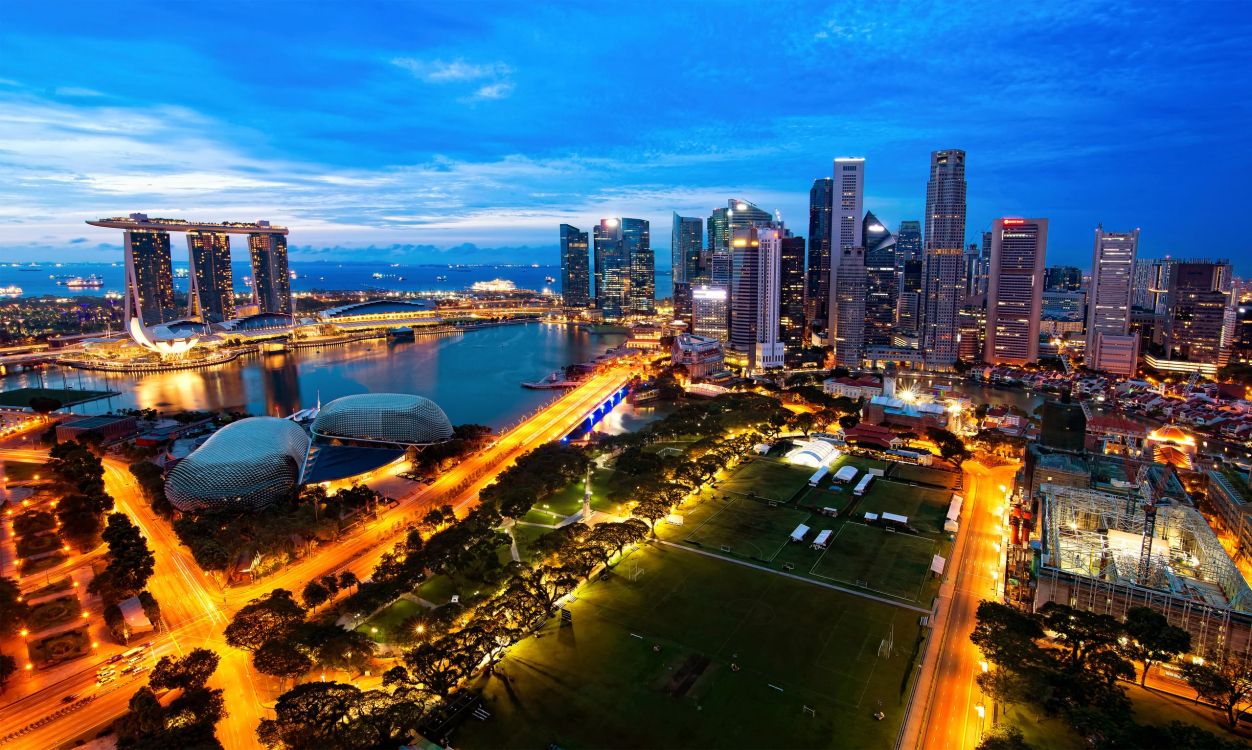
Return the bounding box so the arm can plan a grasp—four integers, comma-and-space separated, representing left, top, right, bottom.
657, 540, 930, 614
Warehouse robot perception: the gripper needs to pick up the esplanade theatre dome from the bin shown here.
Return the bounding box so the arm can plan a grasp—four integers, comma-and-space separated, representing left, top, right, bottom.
311, 393, 454, 446
165, 417, 310, 513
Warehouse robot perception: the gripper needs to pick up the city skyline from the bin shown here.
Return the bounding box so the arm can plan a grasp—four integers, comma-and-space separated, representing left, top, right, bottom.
2, 2, 1250, 269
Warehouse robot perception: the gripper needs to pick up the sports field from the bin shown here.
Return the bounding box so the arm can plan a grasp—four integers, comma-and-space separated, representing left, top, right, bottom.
458, 544, 923, 750
886, 462, 959, 489
796, 485, 856, 515
685, 497, 811, 561
857, 479, 952, 535
718, 458, 812, 503
809, 523, 937, 601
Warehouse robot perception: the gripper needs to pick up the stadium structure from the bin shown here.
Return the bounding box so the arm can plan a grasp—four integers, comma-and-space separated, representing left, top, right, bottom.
165, 417, 310, 513
311, 393, 454, 447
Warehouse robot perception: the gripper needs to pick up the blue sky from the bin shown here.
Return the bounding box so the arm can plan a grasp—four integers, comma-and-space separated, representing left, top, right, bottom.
1, 1, 1249, 270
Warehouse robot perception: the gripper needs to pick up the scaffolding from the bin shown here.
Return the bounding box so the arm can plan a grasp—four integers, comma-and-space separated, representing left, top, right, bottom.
1040, 483, 1252, 614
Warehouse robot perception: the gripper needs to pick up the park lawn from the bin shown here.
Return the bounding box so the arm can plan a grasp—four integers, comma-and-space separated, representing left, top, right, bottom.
356, 598, 424, 642
3, 461, 45, 482
458, 544, 923, 750
540, 467, 618, 517
857, 480, 953, 535
521, 507, 564, 526
718, 458, 813, 503
509, 523, 553, 564
0, 387, 115, 408
810, 523, 938, 602
685, 497, 812, 562
885, 462, 960, 490
643, 439, 698, 456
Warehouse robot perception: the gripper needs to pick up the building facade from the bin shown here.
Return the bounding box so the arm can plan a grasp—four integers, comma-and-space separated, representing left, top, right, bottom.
1161, 260, 1233, 368
729, 226, 784, 371
123, 228, 176, 327
248, 231, 292, 315
806, 177, 834, 331
625, 218, 654, 315
559, 224, 591, 309
779, 234, 807, 364
829, 158, 866, 367
692, 285, 729, 341
1044, 266, 1083, 292
1085, 226, 1139, 375
594, 218, 651, 320
708, 199, 771, 289
187, 231, 234, 323
920, 149, 967, 366
985, 217, 1047, 365
671, 213, 703, 320
864, 211, 897, 347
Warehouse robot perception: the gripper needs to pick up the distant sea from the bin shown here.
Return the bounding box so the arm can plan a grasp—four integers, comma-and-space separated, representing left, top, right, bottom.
0, 261, 674, 301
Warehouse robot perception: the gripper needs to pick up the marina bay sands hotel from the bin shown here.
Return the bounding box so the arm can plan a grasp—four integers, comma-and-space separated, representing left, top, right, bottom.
87, 214, 291, 328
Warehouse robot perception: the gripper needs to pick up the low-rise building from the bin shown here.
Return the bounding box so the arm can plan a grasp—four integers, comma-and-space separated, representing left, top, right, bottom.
822, 375, 882, 400
671, 333, 725, 379
55, 414, 138, 444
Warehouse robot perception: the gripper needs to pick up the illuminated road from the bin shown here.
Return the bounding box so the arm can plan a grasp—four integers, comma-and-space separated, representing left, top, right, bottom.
0, 363, 637, 748
903, 460, 1019, 750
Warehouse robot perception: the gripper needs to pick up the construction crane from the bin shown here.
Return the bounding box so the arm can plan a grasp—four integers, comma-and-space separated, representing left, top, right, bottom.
1138, 501, 1157, 585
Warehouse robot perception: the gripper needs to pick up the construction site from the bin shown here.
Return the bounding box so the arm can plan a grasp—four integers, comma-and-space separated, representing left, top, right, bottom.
1036, 482, 1252, 659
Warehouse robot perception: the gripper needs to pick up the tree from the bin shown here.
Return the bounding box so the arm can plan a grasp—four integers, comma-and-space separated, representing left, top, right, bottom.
319, 574, 340, 597
584, 519, 647, 568
149, 648, 220, 692
927, 427, 971, 466
0, 653, 16, 693
301, 580, 330, 611
295, 624, 376, 676
338, 571, 359, 592
631, 495, 672, 535
975, 726, 1032, 750
970, 601, 1045, 669
253, 638, 313, 688
1039, 603, 1124, 671
1182, 653, 1252, 729
258, 681, 364, 750
403, 637, 471, 699
1122, 606, 1191, 686
90, 513, 156, 602
225, 589, 306, 651
27, 396, 62, 414
56, 492, 109, 549
0, 577, 29, 637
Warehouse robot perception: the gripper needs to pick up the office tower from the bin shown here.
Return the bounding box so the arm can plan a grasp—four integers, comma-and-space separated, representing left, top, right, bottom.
780, 234, 806, 364
624, 218, 654, 314
692, 286, 729, 342
1162, 260, 1233, 367
958, 303, 985, 361
1149, 259, 1176, 316
863, 211, 897, 346
672, 214, 702, 320
1044, 266, 1083, 292
559, 224, 591, 309
593, 219, 628, 319
187, 231, 234, 323
985, 218, 1048, 365
895, 220, 922, 264
708, 199, 772, 290
897, 259, 924, 334
124, 228, 176, 327
963, 242, 990, 300
806, 177, 834, 330
248, 231, 292, 315
1131, 259, 1156, 310
1084, 227, 1139, 375
827, 157, 866, 367
920, 149, 967, 366
728, 226, 784, 371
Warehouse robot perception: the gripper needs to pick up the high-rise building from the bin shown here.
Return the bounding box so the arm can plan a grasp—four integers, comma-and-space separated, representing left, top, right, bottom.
863, 211, 897, 346
692, 286, 729, 342
124, 228, 176, 326
985, 218, 1048, 365
672, 214, 702, 320
187, 231, 234, 323
559, 224, 591, 309
897, 258, 924, 334
780, 234, 806, 364
248, 231, 292, 315
806, 178, 834, 330
1131, 259, 1157, 310
920, 149, 967, 366
625, 218, 654, 315
1161, 260, 1233, 368
1084, 227, 1139, 375
964, 242, 989, 300
828, 158, 866, 367
895, 220, 922, 264
728, 226, 784, 371
708, 199, 772, 289
1044, 266, 1083, 292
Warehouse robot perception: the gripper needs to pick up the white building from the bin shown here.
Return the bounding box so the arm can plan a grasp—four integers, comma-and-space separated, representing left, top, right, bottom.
822, 375, 883, 400
985, 217, 1047, 365
671, 333, 725, 379
692, 285, 728, 341
1085, 226, 1140, 375
728, 226, 784, 372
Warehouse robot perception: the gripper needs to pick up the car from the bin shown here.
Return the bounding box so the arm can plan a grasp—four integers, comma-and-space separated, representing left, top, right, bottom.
61, 694, 78, 704
96, 674, 115, 684
106, 654, 123, 664
120, 665, 137, 675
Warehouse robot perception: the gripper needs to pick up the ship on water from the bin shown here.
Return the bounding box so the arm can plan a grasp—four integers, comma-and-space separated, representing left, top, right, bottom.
0, 285, 23, 297
59, 274, 105, 289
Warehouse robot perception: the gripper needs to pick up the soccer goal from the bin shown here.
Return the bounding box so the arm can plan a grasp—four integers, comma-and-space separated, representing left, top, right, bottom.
877, 623, 895, 658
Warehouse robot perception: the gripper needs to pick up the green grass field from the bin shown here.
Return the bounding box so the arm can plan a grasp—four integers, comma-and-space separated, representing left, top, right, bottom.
457, 544, 923, 750
718, 458, 813, 503
809, 523, 937, 602
355, 598, 424, 642
0, 387, 116, 408
539, 467, 621, 517
796, 485, 856, 515
685, 497, 811, 561
856, 480, 953, 535
885, 462, 960, 489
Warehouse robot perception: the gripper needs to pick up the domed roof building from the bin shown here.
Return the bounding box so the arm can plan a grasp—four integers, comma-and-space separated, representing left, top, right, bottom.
311, 393, 454, 446
166, 417, 310, 513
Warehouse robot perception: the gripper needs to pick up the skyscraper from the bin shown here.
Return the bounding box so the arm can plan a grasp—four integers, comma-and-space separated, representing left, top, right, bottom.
559, 224, 591, 309
709, 199, 772, 288
806, 178, 834, 331
594, 219, 628, 319
672, 214, 702, 320
985, 218, 1047, 365
920, 149, 967, 366
863, 211, 896, 346
187, 231, 234, 323
124, 228, 176, 326
897, 258, 923, 335
728, 225, 784, 371
895, 220, 922, 264
625, 218, 654, 315
827, 158, 866, 367
1084, 227, 1139, 375
248, 231, 292, 315
1044, 266, 1083, 292
1161, 260, 1233, 367
692, 286, 729, 342
779, 234, 806, 364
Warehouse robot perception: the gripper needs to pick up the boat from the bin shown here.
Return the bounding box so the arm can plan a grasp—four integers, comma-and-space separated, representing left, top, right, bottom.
471, 279, 516, 293
0, 285, 23, 297
61, 275, 104, 289
522, 371, 579, 389
545, 276, 555, 284
435, 275, 448, 282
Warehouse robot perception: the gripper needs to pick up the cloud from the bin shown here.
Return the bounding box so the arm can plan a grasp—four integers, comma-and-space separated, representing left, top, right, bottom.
469, 82, 514, 101
390, 57, 511, 83
54, 86, 105, 98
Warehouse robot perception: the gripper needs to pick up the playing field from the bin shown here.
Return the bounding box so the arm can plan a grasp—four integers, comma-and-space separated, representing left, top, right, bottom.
856, 479, 953, 535
718, 458, 812, 503
685, 497, 811, 561
810, 523, 937, 601
457, 544, 923, 750
796, 485, 856, 515
886, 462, 960, 489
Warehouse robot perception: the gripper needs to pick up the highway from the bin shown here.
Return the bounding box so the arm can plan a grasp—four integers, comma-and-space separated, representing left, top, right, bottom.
0, 363, 636, 749
903, 459, 1019, 750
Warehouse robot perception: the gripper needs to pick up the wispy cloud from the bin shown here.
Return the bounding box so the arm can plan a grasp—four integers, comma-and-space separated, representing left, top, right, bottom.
390, 57, 511, 83
468, 82, 514, 101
